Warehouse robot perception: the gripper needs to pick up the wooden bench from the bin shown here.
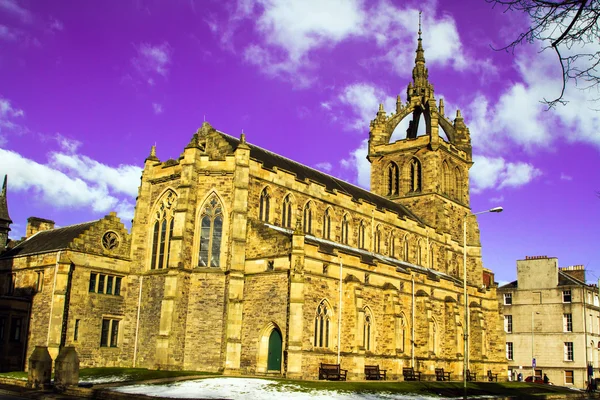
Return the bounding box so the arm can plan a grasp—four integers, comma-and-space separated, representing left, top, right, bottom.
435, 368, 451, 381
364, 365, 386, 380
318, 363, 347, 381
487, 370, 498, 382
403, 367, 421, 381
467, 369, 477, 381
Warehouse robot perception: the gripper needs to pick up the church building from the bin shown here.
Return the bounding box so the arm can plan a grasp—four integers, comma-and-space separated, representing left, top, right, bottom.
0, 30, 507, 380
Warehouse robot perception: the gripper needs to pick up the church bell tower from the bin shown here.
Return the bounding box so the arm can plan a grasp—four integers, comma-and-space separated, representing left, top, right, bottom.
367, 15, 474, 242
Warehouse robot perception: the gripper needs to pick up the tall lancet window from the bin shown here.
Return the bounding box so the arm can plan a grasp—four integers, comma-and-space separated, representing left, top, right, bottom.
259, 187, 270, 222
454, 167, 462, 202
363, 308, 373, 351
150, 190, 177, 270
403, 237, 409, 262
442, 161, 451, 195
282, 194, 293, 228
389, 233, 395, 257
341, 214, 350, 244
303, 201, 313, 234
409, 158, 422, 192
323, 208, 331, 240
387, 162, 399, 196
374, 226, 381, 253
358, 221, 366, 249
198, 196, 223, 268
314, 300, 331, 348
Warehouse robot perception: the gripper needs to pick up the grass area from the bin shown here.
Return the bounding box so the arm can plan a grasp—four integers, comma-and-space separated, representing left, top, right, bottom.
273, 379, 581, 399
0, 368, 217, 383
0, 371, 27, 380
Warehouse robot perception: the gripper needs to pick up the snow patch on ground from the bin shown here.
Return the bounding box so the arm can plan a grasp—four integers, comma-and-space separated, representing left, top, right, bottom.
112, 377, 444, 399
80, 375, 133, 384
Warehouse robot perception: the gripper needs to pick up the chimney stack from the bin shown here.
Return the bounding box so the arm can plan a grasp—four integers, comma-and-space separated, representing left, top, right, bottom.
26, 217, 55, 238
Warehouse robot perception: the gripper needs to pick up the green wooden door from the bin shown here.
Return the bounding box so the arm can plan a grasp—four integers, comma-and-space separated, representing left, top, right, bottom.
267, 329, 282, 371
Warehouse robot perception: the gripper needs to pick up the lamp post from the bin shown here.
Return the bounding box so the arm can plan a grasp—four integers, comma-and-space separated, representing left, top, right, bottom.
532, 311, 539, 382
463, 206, 503, 395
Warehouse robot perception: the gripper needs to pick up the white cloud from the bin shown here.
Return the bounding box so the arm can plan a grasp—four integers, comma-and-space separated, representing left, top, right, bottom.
338, 83, 395, 130
0, 0, 32, 23
0, 24, 17, 41
489, 195, 504, 204
560, 173, 572, 181
55, 133, 81, 153
320, 102, 331, 110
340, 139, 370, 189
152, 103, 163, 114
0, 95, 26, 140
0, 148, 140, 220
470, 155, 542, 193
49, 17, 64, 32
132, 42, 171, 85
315, 162, 332, 172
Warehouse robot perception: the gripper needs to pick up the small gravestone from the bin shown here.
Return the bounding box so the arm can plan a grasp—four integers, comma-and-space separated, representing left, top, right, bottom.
54, 346, 80, 390
27, 346, 52, 389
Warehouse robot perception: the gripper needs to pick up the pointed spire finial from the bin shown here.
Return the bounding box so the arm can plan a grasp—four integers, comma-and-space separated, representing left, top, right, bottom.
1, 175, 6, 198
418, 11, 422, 39
150, 145, 157, 158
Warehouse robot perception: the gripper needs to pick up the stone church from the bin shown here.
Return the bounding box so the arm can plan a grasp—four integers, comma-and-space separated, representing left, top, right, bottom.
0, 31, 507, 379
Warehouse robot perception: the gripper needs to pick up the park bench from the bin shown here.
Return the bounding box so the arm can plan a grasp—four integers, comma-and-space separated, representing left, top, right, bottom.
487, 370, 498, 382
435, 368, 451, 381
318, 363, 347, 381
402, 367, 421, 381
364, 365, 386, 380
467, 369, 477, 381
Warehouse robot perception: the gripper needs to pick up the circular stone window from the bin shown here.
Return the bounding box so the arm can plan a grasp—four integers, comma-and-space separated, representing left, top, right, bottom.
102, 231, 120, 250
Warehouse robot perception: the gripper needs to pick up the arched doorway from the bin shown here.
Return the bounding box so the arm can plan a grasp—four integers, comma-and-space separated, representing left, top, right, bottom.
267, 329, 282, 371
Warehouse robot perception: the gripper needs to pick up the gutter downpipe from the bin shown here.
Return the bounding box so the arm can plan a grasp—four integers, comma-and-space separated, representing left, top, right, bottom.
583, 284, 589, 386
47, 250, 61, 346
411, 275, 415, 368
337, 255, 343, 364
133, 275, 144, 367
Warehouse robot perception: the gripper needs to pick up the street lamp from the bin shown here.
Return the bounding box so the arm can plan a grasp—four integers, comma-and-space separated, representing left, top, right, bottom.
532, 311, 540, 382
463, 206, 503, 393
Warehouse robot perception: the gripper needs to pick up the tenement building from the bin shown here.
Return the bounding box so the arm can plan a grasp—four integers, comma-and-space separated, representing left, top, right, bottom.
0, 32, 507, 379
498, 256, 600, 388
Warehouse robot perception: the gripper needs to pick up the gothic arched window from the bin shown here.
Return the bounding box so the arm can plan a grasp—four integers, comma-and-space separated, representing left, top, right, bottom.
389, 233, 395, 257
358, 221, 366, 249
259, 187, 270, 222
323, 208, 331, 240
403, 237, 409, 262
282, 194, 293, 228
363, 308, 373, 351
198, 196, 223, 268
387, 162, 399, 196
409, 158, 422, 192
314, 300, 331, 348
454, 167, 462, 201
303, 201, 313, 234
374, 226, 381, 253
150, 190, 177, 270
442, 161, 451, 195
341, 214, 350, 244
417, 240, 423, 266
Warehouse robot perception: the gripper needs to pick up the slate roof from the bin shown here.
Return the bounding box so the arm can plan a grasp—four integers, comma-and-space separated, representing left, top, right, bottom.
0, 221, 97, 258
219, 132, 424, 225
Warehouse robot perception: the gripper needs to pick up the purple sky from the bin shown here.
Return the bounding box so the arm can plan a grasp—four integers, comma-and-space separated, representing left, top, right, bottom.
1, 0, 599, 285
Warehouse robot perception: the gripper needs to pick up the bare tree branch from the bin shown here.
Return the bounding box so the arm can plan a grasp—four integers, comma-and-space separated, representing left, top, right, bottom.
487, 0, 600, 107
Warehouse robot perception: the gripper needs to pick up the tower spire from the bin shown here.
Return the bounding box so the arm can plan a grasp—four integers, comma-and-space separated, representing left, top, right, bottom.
415, 11, 425, 65
408, 11, 433, 101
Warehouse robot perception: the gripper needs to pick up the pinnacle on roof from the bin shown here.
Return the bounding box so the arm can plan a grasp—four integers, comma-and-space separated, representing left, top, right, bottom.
0, 175, 12, 225
415, 11, 425, 65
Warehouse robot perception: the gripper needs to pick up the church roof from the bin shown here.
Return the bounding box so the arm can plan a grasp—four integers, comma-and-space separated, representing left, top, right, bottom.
218, 132, 425, 225
0, 221, 97, 258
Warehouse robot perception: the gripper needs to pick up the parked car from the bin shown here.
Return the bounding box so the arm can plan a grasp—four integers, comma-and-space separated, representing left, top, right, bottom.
525, 376, 544, 384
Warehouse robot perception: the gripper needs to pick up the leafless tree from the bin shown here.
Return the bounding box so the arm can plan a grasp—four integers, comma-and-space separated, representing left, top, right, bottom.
487, 0, 600, 107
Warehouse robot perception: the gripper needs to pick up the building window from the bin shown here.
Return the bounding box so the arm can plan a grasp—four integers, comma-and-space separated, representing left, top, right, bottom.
374, 227, 381, 253
504, 293, 512, 305
506, 342, 513, 360
389, 234, 395, 257
363, 309, 373, 351
314, 300, 330, 348
563, 290, 572, 303
150, 190, 177, 270
36, 271, 44, 292
409, 158, 422, 192
358, 221, 365, 249
387, 162, 399, 196
341, 214, 349, 244
303, 202, 312, 234
323, 208, 331, 240
8, 273, 15, 295
282, 195, 293, 228
198, 196, 223, 268
89, 273, 123, 296
403, 237, 409, 262
564, 342, 574, 361
74, 319, 80, 341
100, 319, 120, 348
565, 370, 574, 384
0, 317, 5, 341
365, 273, 370, 284
322, 264, 329, 275
454, 166, 462, 201
10, 318, 22, 342
259, 188, 270, 222
504, 315, 513, 333
417, 242, 422, 265
564, 314, 573, 332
